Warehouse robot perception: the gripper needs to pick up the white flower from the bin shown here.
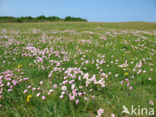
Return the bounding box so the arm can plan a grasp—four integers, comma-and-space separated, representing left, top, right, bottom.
148, 78, 152, 80
36, 93, 40, 97
40, 81, 43, 85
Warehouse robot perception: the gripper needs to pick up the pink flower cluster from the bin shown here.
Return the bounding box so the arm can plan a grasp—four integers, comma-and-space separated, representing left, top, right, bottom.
120, 79, 133, 90
0, 69, 29, 99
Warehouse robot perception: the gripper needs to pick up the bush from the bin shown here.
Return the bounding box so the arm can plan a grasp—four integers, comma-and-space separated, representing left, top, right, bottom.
0, 16, 87, 23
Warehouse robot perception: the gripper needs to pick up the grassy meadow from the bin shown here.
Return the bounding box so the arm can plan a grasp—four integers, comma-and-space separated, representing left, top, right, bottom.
0, 22, 156, 117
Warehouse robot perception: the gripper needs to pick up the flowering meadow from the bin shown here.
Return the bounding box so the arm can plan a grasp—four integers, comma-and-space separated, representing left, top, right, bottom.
0, 22, 156, 117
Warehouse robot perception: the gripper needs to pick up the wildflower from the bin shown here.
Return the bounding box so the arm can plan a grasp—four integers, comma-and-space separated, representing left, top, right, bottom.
53, 84, 57, 88
120, 80, 124, 84
75, 99, 79, 104
91, 95, 95, 99
42, 96, 45, 100
124, 72, 128, 76
27, 85, 31, 89
108, 72, 111, 75
8, 89, 12, 92
84, 97, 88, 101
61, 92, 65, 95
127, 83, 130, 86
23, 89, 28, 94
49, 89, 53, 93
36, 93, 40, 97
97, 108, 104, 116
78, 92, 82, 97
26, 95, 32, 103
149, 100, 154, 105
7, 82, 10, 86
32, 87, 36, 91
111, 113, 115, 117
24, 78, 29, 81
40, 81, 43, 85
129, 86, 133, 90
71, 84, 75, 89
61, 86, 67, 90
60, 95, 64, 99
115, 74, 118, 77
18, 65, 21, 69
19, 79, 23, 82
125, 79, 129, 82
69, 96, 75, 100
148, 78, 152, 80
48, 89, 53, 95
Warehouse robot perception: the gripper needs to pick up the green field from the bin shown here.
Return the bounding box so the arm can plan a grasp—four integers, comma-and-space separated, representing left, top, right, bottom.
0, 22, 156, 117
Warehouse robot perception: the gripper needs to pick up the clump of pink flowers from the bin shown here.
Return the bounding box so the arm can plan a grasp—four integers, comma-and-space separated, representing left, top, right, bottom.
120, 79, 133, 90
0, 69, 29, 99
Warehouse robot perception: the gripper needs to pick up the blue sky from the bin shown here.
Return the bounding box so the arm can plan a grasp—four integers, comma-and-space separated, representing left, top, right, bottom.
0, 0, 156, 22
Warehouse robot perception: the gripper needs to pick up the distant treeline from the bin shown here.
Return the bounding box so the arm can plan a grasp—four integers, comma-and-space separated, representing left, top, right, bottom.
0, 16, 87, 23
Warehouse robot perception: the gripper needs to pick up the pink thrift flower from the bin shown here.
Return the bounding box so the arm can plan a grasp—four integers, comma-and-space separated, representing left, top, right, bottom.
24, 78, 29, 81
49, 89, 53, 93
111, 113, 115, 117
53, 84, 57, 88
125, 79, 129, 82
42, 96, 46, 100
10, 85, 13, 88
0, 76, 3, 80
61, 86, 67, 90
23, 89, 27, 94
149, 100, 154, 105
79, 86, 83, 89
97, 108, 104, 116
7, 82, 10, 86
61, 92, 65, 95
78, 92, 82, 97
69, 96, 75, 100
120, 80, 124, 84
60, 95, 64, 99
27, 85, 31, 89
75, 99, 79, 104
129, 86, 133, 90
19, 79, 23, 82
1, 84, 4, 87
127, 83, 130, 86
71, 84, 75, 89
8, 89, 12, 92
32, 88, 36, 91
84, 97, 88, 101
91, 96, 95, 99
